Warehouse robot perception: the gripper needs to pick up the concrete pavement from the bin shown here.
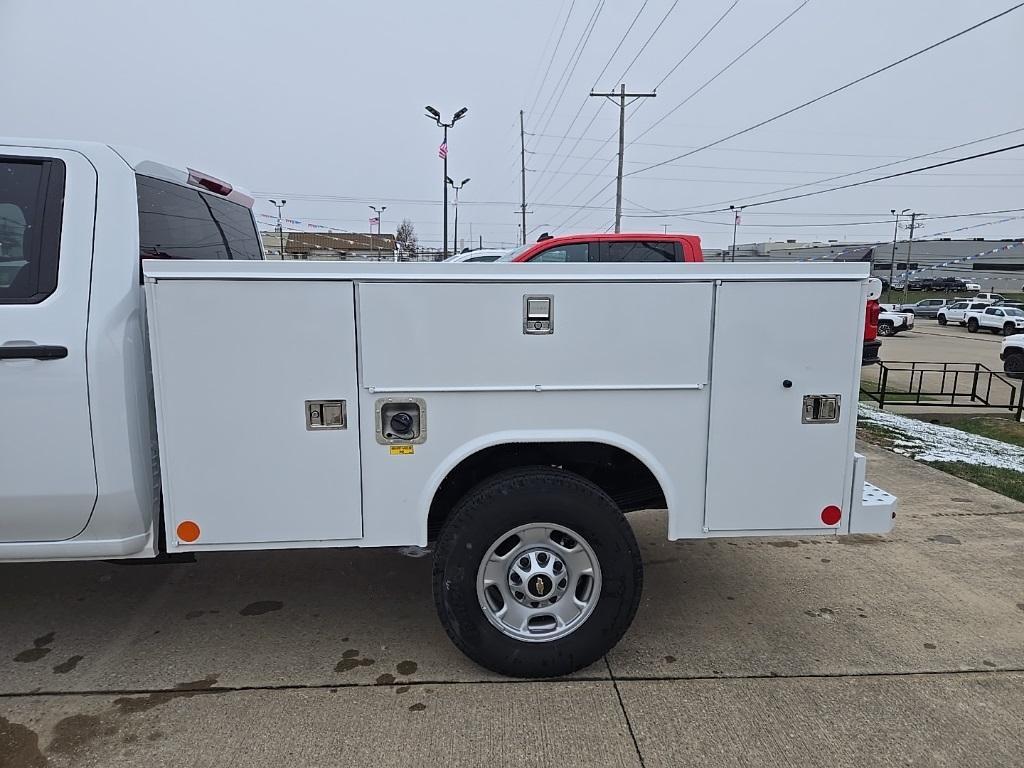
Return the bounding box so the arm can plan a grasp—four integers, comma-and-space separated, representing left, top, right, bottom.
2, 442, 1023, 767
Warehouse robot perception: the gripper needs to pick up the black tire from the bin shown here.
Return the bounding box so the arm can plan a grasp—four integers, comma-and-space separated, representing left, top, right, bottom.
1004, 352, 1024, 377
877, 321, 894, 337
1005, 323, 1016, 336
967, 318, 979, 333
937, 315, 947, 326
432, 467, 642, 678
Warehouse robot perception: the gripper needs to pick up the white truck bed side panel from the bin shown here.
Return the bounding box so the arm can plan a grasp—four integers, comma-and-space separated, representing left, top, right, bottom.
146, 280, 362, 547
704, 280, 863, 532
358, 281, 714, 389
356, 281, 714, 545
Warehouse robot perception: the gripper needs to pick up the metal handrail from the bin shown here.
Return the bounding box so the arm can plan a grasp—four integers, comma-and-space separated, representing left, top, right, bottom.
861, 360, 1024, 418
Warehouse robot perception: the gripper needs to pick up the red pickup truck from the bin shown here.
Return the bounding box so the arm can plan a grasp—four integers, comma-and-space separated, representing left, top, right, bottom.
499, 232, 704, 263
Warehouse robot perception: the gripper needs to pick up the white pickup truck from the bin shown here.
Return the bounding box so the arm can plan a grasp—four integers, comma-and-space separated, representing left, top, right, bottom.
877, 308, 914, 336
1, 138, 896, 677
965, 305, 1024, 335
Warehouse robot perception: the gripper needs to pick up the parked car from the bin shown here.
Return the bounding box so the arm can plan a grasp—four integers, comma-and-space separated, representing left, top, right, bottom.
907, 278, 935, 291
444, 249, 510, 263
937, 301, 992, 326
974, 292, 1005, 304
899, 298, 953, 318
1001, 334, 1024, 376
965, 305, 1024, 335
965, 282, 981, 291
931, 277, 967, 292
877, 308, 914, 336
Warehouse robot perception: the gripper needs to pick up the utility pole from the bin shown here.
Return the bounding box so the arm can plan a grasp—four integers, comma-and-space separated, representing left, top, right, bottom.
425, 105, 468, 257
520, 109, 528, 244
589, 84, 655, 233
901, 212, 920, 305
888, 208, 909, 302
270, 199, 286, 259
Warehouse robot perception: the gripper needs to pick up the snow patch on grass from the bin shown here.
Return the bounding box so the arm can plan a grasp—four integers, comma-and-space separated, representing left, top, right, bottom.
858, 404, 1024, 471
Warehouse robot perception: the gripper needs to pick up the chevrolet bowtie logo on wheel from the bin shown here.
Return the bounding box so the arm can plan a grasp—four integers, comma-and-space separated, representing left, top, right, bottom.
533, 576, 548, 597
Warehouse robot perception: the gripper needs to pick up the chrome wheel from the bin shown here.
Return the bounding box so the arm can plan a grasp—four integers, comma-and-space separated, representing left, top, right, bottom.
476, 523, 601, 643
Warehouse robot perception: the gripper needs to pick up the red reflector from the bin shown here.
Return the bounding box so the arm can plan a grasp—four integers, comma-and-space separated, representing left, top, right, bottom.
187, 168, 233, 196
821, 505, 842, 526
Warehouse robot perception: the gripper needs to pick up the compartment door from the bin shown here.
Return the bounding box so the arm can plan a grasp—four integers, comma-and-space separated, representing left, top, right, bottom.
704, 280, 861, 532
147, 280, 362, 547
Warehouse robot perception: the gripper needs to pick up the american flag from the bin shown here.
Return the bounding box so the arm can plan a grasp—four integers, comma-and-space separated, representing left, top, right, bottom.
438, 139, 448, 159
369, 216, 380, 226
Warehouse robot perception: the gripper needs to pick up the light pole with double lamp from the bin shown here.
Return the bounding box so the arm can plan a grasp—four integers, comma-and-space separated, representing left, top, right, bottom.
447, 177, 470, 254
270, 199, 286, 259
424, 105, 468, 257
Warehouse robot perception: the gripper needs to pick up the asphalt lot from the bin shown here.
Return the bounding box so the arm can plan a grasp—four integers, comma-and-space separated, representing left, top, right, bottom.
2, 442, 1023, 767
878, 315, 1006, 369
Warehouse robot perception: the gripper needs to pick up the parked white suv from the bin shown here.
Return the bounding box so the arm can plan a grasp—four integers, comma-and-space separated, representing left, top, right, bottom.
1001, 334, 1024, 375
973, 292, 1005, 304
937, 301, 991, 326
877, 308, 914, 336
965, 305, 1024, 335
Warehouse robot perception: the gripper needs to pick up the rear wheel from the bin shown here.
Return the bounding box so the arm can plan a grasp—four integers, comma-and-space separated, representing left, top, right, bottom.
967, 318, 979, 333
937, 315, 947, 326
1005, 323, 1016, 336
432, 467, 642, 678
877, 321, 894, 337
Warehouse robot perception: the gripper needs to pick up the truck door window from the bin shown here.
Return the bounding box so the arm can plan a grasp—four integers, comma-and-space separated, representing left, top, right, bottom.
137, 175, 262, 260
532, 243, 589, 263
601, 241, 678, 262
0, 157, 65, 303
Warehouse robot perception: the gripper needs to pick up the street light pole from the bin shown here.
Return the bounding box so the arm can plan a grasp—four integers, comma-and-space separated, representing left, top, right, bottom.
888, 208, 909, 302
729, 205, 743, 262
901, 212, 920, 306
425, 105, 468, 258
369, 205, 387, 261
270, 199, 286, 259
447, 177, 470, 254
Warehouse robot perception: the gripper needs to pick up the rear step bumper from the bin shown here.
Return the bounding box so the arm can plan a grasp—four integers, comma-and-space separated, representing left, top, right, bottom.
849, 453, 896, 534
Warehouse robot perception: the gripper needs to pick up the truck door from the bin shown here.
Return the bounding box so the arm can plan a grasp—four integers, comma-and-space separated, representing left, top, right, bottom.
0, 149, 97, 542
704, 280, 862, 532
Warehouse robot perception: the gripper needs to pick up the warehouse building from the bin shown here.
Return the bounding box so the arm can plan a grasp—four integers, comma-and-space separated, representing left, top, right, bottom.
703, 238, 1024, 291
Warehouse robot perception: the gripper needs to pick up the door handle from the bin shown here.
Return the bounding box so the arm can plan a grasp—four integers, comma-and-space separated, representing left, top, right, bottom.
0, 345, 68, 360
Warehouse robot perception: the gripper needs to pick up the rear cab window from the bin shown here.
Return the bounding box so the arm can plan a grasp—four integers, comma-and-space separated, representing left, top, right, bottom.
532, 243, 590, 263
599, 240, 681, 262
0, 156, 65, 303
137, 175, 262, 260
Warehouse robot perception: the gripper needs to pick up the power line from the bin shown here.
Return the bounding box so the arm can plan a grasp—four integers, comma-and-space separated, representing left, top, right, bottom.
626, 141, 1024, 216
526, 0, 578, 119
615, 0, 685, 85
632, 0, 808, 144
626, 2, 1024, 178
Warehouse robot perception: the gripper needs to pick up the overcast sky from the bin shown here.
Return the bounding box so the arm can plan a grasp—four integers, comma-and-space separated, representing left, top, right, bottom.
2, 0, 1022, 249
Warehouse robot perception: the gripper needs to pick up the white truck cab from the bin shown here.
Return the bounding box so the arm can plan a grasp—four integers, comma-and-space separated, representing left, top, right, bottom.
0, 138, 896, 678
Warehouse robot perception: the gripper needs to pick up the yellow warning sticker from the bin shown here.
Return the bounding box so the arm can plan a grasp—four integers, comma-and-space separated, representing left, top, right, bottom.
389, 445, 414, 455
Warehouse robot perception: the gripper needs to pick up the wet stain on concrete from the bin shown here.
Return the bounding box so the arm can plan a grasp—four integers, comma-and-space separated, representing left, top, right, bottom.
52, 655, 84, 674
928, 535, 962, 545
838, 535, 886, 546
924, 643, 937, 650
664, 655, 677, 663
13, 631, 56, 663
147, 731, 164, 742
1017, 603, 1024, 612
396, 686, 410, 695
950, 497, 972, 503
395, 660, 418, 676
112, 676, 219, 715
186, 609, 220, 619
768, 541, 799, 548
0, 715, 46, 768
858, 613, 868, 618
408, 703, 427, 712
48, 714, 104, 755
376, 673, 396, 685
804, 608, 836, 620
983, 660, 997, 668
821, 558, 832, 563
240, 600, 283, 616
645, 558, 680, 566
335, 649, 375, 673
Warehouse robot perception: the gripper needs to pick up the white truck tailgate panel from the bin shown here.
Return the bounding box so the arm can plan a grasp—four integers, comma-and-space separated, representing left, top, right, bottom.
358, 281, 714, 389
705, 280, 862, 532
146, 280, 362, 546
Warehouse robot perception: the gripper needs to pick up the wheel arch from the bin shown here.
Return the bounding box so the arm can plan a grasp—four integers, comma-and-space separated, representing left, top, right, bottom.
421, 431, 675, 542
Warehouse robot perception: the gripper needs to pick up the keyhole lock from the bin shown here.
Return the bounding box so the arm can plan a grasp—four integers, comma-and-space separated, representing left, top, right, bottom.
783, 379, 793, 389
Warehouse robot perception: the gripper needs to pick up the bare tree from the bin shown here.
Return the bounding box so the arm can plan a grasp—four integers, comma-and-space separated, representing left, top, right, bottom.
396, 219, 418, 257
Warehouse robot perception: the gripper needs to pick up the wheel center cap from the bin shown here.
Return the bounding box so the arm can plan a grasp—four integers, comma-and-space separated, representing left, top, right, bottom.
528, 574, 553, 598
